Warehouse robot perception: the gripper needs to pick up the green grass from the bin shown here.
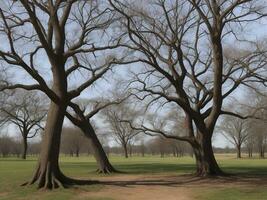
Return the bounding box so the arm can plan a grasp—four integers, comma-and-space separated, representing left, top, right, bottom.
0, 154, 267, 200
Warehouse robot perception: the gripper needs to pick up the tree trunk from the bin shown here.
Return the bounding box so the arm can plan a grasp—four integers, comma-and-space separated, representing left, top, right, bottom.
22, 136, 28, 160
236, 145, 241, 159
75, 149, 79, 157
141, 151, 145, 157
249, 148, 253, 158
259, 147, 265, 158
80, 121, 117, 173
192, 135, 225, 177
24, 102, 73, 189
123, 143, 128, 158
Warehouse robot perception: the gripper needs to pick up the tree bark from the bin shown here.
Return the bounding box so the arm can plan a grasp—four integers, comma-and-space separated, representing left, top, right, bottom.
192, 135, 225, 177
236, 144, 241, 159
123, 143, 128, 158
24, 102, 74, 189
80, 121, 117, 173
22, 135, 28, 160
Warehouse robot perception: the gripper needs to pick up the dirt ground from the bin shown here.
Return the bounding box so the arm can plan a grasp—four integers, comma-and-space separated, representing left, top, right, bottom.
76, 174, 267, 200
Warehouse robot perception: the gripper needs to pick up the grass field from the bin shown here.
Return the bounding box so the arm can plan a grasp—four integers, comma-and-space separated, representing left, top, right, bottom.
1, 154, 267, 200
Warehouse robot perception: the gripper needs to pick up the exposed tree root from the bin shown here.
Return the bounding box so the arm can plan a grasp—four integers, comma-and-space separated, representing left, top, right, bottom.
194, 168, 228, 178
96, 166, 120, 174
21, 164, 99, 190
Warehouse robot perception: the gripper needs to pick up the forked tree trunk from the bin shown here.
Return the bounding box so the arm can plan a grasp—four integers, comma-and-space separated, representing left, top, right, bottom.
192, 135, 225, 177
24, 102, 72, 189
80, 121, 117, 174
22, 136, 28, 160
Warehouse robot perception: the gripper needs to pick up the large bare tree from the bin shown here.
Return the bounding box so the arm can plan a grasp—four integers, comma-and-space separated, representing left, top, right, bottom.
109, 0, 267, 176
66, 98, 124, 173
0, 1, 121, 189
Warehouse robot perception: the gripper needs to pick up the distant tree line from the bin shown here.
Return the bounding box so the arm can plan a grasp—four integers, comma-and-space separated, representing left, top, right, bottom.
1, 123, 267, 159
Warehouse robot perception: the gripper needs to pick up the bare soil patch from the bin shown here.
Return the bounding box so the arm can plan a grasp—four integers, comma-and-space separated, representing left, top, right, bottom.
77, 174, 267, 200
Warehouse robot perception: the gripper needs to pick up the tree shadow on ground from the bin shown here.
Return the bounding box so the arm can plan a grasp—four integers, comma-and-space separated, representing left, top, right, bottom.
68, 173, 267, 189
102, 175, 267, 187
114, 163, 195, 174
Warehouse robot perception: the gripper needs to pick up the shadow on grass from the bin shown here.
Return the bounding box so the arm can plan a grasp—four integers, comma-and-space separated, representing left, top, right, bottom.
99, 175, 267, 187
114, 163, 195, 174
0, 158, 37, 162
69, 173, 267, 189
223, 166, 267, 175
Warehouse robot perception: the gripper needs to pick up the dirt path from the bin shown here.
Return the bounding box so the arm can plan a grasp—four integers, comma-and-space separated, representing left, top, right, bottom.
85, 185, 191, 200
78, 174, 193, 200
76, 174, 267, 200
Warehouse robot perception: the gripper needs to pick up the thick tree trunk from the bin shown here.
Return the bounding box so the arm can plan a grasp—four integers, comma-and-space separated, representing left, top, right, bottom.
22, 136, 28, 160
80, 121, 117, 173
192, 136, 225, 177
24, 102, 73, 189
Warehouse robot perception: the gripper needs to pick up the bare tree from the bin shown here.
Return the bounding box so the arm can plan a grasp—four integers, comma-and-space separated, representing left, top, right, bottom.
249, 100, 267, 158
245, 134, 254, 158
109, 0, 267, 176
219, 116, 249, 158
0, 90, 46, 159
102, 101, 141, 158
0, 1, 122, 189
254, 125, 267, 158
66, 98, 122, 173
244, 92, 267, 158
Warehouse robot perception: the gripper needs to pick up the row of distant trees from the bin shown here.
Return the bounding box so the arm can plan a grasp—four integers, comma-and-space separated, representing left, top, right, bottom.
1, 89, 266, 160
1, 130, 266, 159
1, 105, 267, 159
219, 95, 267, 159
0, 132, 190, 158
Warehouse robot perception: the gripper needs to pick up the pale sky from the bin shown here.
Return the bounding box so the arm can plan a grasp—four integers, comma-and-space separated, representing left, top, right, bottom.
1, 2, 267, 148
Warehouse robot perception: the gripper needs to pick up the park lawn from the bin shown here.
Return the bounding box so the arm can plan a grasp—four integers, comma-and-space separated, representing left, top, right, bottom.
0, 155, 267, 200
